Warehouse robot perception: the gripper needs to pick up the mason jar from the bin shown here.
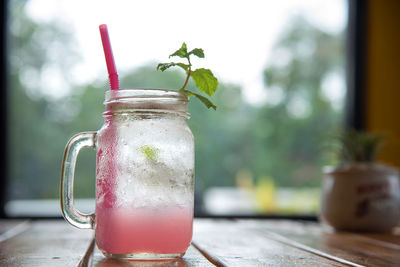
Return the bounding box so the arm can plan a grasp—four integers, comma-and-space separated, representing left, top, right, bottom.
60, 89, 195, 259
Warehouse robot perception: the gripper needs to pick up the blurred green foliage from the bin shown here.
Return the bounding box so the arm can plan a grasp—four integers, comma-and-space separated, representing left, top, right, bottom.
8, 2, 344, 203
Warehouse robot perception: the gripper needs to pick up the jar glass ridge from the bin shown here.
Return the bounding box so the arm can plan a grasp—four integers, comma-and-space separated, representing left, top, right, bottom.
103, 88, 190, 118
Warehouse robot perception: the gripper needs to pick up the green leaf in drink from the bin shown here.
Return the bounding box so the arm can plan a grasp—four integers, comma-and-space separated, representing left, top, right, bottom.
140, 145, 159, 162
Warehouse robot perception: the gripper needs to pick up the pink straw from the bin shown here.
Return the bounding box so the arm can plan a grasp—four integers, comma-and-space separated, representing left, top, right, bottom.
99, 24, 120, 90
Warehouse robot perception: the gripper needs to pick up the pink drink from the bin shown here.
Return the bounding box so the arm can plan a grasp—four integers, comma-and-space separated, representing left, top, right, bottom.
95, 205, 193, 255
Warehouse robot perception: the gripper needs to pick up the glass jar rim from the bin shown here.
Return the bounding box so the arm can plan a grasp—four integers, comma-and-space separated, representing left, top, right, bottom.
103, 88, 190, 119
105, 88, 188, 104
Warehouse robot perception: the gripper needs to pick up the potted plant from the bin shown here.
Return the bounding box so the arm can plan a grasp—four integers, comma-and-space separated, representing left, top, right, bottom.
319, 130, 400, 232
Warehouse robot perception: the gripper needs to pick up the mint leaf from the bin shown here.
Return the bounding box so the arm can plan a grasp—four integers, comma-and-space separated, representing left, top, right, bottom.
189, 48, 204, 58
191, 68, 218, 96
191, 93, 217, 110
157, 63, 175, 72
182, 89, 216, 110
157, 43, 219, 110
157, 62, 189, 72
176, 63, 190, 71
140, 145, 159, 162
169, 42, 188, 58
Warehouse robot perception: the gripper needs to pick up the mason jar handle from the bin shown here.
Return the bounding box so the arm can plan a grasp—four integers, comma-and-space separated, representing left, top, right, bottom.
60, 132, 96, 229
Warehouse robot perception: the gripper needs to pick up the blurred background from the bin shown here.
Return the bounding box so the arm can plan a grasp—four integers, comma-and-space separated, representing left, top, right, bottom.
3, 0, 398, 217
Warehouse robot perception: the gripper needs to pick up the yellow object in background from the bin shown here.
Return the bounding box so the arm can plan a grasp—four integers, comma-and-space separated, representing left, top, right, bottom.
255, 177, 276, 213
367, 0, 400, 168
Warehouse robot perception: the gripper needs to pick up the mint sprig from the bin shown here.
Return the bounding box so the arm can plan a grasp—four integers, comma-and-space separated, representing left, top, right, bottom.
157, 43, 218, 110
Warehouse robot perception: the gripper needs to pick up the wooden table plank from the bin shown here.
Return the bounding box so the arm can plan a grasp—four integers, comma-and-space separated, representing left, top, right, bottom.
0, 220, 31, 243
2, 219, 399, 266
0, 220, 93, 267
0, 220, 214, 267
193, 219, 347, 266
239, 220, 400, 267
362, 230, 400, 247
0, 220, 26, 234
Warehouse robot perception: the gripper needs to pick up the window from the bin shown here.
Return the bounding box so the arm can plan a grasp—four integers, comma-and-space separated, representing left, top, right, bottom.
5, 0, 348, 217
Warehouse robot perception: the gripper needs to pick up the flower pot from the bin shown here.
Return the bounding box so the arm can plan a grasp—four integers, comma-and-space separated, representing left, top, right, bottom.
320, 163, 400, 232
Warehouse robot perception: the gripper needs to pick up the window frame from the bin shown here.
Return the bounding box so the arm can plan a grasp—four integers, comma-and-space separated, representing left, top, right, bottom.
0, 0, 8, 218
0, 0, 365, 219
345, 0, 367, 130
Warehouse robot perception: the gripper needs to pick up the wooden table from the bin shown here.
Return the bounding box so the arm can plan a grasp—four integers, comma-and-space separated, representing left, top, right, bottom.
0, 219, 399, 266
